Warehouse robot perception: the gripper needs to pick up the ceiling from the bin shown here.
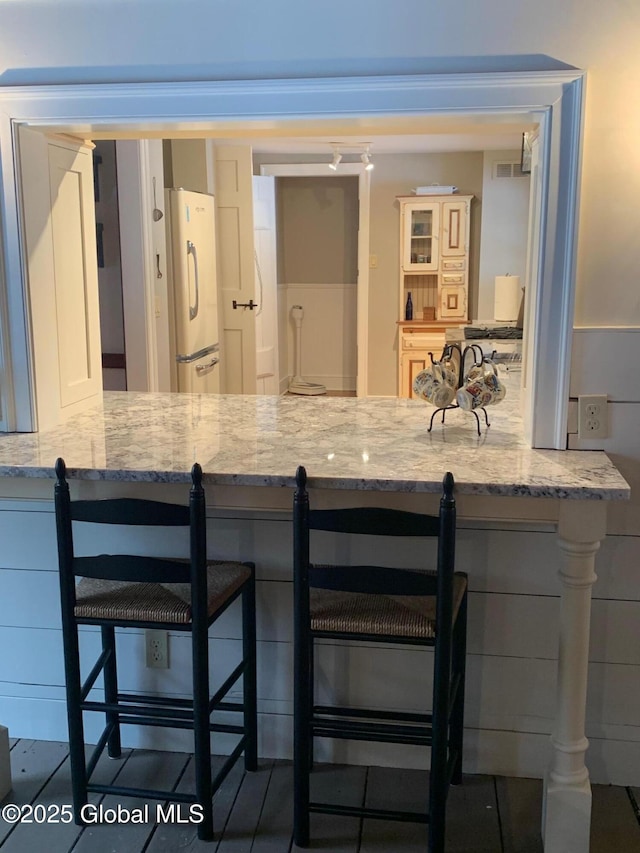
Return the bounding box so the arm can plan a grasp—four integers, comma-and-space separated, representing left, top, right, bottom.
247, 132, 524, 155
75, 112, 535, 155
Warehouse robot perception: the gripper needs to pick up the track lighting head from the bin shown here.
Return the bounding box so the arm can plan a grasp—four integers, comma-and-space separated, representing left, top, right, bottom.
329, 146, 342, 171
361, 147, 374, 171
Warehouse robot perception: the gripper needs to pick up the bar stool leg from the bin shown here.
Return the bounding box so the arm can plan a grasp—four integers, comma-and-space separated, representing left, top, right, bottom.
308, 637, 315, 771
101, 626, 121, 758
293, 625, 311, 846
193, 622, 213, 841
450, 591, 467, 785
62, 617, 88, 824
242, 568, 258, 771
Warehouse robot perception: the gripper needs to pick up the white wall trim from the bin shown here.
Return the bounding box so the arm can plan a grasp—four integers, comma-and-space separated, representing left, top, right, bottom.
0, 70, 584, 444
0, 496, 557, 533
573, 325, 640, 333
116, 140, 160, 391
0, 115, 34, 431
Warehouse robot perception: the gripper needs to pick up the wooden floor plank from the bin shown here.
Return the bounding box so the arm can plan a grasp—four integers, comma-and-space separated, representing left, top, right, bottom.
360, 767, 429, 853
0, 749, 130, 853
291, 764, 366, 853
249, 761, 295, 853
590, 784, 640, 853
215, 760, 274, 853
1, 745, 639, 853
144, 754, 246, 852
446, 775, 503, 853
70, 748, 189, 853
495, 776, 543, 853
0, 740, 69, 844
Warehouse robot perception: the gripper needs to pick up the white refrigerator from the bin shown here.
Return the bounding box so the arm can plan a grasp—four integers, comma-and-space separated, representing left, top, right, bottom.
165, 188, 220, 393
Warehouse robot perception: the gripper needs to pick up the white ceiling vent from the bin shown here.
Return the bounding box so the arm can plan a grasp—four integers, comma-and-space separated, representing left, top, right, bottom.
493, 161, 528, 179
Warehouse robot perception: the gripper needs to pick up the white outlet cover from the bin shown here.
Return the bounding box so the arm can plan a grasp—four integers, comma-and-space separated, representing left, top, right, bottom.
578, 395, 608, 440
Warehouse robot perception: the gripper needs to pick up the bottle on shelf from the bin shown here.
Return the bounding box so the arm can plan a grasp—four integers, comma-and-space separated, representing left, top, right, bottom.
405, 291, 414, 321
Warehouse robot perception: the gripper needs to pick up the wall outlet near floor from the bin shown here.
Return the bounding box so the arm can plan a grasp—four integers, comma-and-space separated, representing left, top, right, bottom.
145, 629, 169, 669
578, 394, 608, 440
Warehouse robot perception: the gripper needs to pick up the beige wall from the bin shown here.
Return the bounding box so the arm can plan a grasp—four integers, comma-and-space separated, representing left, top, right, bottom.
277, 176, 358, 285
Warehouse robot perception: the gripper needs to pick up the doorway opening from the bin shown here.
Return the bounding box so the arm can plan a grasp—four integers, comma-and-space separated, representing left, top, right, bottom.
260, 163, 367, 398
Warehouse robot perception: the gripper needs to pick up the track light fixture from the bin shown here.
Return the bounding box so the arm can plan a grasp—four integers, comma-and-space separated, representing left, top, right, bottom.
328, 142, 373, 171
361, 146, 374, 171
329, 145, 342, 171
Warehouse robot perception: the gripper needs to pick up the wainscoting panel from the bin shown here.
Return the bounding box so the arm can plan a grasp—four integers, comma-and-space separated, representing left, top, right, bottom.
0, 496, 639, 783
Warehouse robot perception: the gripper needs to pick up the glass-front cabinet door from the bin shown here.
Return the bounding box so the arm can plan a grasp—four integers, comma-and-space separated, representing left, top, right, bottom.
402, 201, 440, 272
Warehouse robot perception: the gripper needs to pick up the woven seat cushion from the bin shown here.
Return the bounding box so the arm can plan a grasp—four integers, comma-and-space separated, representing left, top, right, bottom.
310, 571, 467, 639
74, 560, 251, 624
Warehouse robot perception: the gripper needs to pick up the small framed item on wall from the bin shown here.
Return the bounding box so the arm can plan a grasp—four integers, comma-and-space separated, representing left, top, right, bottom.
521, 132, 533, 174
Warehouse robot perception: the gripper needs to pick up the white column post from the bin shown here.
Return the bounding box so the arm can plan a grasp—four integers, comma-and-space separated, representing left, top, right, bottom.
542, 501, 607, 853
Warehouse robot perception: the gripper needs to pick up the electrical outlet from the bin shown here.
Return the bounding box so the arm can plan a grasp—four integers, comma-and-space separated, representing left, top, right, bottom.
145, 629, 169, 669
578, 395, 608, 440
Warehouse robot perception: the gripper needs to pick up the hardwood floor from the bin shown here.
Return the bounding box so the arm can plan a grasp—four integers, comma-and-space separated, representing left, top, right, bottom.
1, 740, 639, 852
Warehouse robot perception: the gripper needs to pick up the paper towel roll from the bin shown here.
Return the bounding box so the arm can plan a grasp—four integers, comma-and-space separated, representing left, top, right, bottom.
494, 275, 521, 322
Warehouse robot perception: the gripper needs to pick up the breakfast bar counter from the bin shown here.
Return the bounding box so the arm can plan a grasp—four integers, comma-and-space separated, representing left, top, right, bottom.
0, 391, 627, 499
0, 390, 630, 853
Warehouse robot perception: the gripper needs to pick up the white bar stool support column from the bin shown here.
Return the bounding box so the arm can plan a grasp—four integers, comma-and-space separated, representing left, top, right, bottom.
0, 725, 11, 799
542, 501, 606, 853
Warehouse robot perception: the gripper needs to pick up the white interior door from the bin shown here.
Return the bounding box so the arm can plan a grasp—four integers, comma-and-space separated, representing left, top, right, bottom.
18, 127, 102, 430
252, 175, 279, 395
214, 145, 256, 394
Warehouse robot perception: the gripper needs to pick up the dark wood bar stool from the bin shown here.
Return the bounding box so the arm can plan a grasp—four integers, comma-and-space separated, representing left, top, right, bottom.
54, 458, 257, 841
293, 466, 467, 853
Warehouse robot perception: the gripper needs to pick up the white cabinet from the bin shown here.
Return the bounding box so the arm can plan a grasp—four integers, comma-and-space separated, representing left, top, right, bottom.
396, 194, 472, 397
399, 326, 449, 399
18, 128, 103, 427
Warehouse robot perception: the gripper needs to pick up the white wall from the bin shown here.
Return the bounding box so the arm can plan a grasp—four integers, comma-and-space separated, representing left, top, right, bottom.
476, 151, 530, 322
2, 0, 638, 330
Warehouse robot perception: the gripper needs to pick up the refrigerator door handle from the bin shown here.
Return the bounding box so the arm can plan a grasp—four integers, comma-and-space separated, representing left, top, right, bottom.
176, 342, 220, 364
187, 240, 199, 320
195, 357, 220, 375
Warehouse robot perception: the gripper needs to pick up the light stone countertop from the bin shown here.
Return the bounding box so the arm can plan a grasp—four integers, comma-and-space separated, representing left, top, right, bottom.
0, 385, 629, 500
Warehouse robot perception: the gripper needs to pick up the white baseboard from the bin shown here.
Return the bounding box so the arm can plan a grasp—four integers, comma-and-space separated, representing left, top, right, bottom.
284, 374, 357, 392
